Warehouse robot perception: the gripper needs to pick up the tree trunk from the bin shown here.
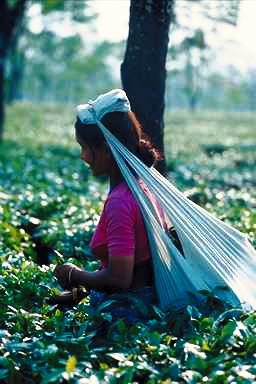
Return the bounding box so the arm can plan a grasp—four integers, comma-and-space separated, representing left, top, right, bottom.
0, 0, 27, 139
0, 62, 5, 140
6, 45, 25, 104
121, 0, 174, 175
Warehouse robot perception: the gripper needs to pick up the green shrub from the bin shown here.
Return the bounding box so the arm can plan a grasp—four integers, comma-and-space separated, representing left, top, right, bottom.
0, 104, 255, 382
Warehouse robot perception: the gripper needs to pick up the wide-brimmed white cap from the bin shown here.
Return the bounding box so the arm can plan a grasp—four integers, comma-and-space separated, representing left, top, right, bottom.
77, 89, 131, 124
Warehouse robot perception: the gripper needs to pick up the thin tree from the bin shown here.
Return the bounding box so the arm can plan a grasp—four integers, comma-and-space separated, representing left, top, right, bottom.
121, 0, 240, 174
121, 0, 174, 175
0, 0, 92, 140
0, 0, 26, 140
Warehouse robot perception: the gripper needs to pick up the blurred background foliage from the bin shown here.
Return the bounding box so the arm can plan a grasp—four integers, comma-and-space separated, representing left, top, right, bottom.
2, 0, 254, 111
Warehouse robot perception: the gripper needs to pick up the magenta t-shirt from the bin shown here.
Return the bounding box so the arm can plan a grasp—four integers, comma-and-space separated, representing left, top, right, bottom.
90, 182, 152, 267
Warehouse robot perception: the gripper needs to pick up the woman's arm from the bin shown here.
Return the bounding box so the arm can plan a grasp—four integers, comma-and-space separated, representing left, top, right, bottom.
59, 189, 136, 291
64, 254, 135, 291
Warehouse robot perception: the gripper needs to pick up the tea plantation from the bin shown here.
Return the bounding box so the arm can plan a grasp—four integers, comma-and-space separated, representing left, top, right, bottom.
0, 103, 255, 383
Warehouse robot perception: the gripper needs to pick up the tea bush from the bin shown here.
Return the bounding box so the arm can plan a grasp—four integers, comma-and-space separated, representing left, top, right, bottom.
0, 104, 255, 383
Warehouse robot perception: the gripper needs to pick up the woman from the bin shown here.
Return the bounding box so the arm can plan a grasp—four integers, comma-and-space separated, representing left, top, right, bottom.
51, 89, 163, 323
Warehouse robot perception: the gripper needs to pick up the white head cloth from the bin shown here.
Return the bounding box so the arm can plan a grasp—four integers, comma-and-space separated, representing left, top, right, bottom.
77, 89, 131, 124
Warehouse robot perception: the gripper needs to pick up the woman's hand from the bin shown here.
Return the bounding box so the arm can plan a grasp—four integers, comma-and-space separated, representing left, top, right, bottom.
54, 263, 83, 290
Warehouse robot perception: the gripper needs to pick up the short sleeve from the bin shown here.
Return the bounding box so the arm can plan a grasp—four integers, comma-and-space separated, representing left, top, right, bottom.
105, 196, 136, 257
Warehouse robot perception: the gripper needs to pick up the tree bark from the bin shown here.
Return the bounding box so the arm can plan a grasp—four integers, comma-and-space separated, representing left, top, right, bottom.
121, 0, 174, 175
6, 41, 25, 104
0, 62, 5, 141
0, 0, 26, 139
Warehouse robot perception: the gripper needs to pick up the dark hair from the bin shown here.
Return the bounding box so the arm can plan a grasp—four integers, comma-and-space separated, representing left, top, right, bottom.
75, 111, 161, 167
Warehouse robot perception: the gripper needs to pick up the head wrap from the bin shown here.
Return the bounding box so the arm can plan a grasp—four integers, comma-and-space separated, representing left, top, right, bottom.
77, 89, 131, 125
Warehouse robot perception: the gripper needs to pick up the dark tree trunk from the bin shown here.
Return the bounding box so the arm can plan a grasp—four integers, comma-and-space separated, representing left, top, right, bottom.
0, 63, 4, 141
6, 44, 25, 103
121, 0, 174, 175
0, 0, 26, 140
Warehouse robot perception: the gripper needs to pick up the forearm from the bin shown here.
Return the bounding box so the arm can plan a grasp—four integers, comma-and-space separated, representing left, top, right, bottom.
71, 268, 128, 291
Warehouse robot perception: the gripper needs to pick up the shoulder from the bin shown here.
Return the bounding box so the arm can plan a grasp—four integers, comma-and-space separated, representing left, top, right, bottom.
105, 182, 138, 217
107, 182, 135, 204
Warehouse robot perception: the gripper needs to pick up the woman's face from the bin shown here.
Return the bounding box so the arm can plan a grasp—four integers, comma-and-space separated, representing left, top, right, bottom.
77, 138, 111, 177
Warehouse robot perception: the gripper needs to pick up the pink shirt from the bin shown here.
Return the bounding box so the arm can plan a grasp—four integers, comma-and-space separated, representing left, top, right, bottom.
90, 182, 152, 267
